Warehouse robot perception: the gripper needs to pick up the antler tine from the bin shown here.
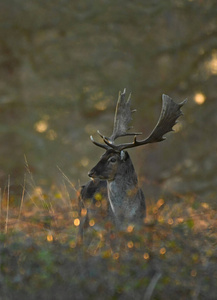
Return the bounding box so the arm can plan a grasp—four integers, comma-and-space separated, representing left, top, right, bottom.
97, 128, 141, 146
90, 135, 110, 150
109, 94, 187, 151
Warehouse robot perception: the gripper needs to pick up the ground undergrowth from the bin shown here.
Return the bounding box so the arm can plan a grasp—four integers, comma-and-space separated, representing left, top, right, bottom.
0, 175, 216, 300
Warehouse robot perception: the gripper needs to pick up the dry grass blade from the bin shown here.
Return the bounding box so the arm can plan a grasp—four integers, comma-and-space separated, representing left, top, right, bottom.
24, 154, 48, 208
0, 188, 1, 218
57, 165, 78, 193
143, 272, 162, 300
5, 175, 10, 234
18, 174, 26, 220
24, 155, 35, 187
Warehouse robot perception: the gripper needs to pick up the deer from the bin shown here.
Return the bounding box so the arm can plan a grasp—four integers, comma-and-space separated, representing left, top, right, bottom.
80, 89, 187, 231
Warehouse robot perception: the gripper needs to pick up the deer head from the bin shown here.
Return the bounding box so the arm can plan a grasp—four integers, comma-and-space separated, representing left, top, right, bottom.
88, 149, 130, 181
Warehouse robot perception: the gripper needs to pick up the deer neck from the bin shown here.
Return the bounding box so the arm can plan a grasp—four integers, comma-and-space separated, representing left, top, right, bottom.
107, 154, 139, 221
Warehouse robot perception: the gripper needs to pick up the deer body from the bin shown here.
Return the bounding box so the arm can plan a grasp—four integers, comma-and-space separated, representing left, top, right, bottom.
88, 149, 146, 226
81, 89, 186, 229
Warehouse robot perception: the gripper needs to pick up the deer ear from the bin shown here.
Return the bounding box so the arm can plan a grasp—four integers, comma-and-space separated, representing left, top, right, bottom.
120, 150, 126, 161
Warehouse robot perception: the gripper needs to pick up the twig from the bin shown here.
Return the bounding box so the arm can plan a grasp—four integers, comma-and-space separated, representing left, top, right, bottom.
143, 272, 162, 300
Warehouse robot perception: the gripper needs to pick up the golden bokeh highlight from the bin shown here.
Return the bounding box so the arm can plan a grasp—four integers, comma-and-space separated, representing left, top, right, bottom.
89, 219, 95, 226
80, 157, 89, 167
95, 193, 102, 201
201, 202, 209, 209
81, 208, 87, 216
94, 100, 108, 111
127, 225, 134, 233
34, 186, 43, 196
158, 216, 164, 223
47, 234, 53, 242
206, 52, 217, 75
177, 217, 184, 224
160, 247, 166, 255
173, 122, 183, 133
74, 218, 80, 226
34, 120, 48, 133
157, 198, 165, 208
194, 93, 206, 105
143, 253, 150, 260
127, 241, 134, 249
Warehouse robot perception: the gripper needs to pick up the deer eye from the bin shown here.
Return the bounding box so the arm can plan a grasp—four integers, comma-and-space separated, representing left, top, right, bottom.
109, 157, 117, 163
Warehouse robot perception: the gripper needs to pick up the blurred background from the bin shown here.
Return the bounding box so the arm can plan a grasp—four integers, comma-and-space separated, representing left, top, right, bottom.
0, 0, 216, 204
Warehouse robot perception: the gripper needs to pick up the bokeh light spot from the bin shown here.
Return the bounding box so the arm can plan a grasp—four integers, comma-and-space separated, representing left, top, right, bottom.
127, 225, 134, 233
34, 120, 48, 133
81, 208, 87, 216
160, 247, 166, 255
157, 198, 165, 208
89, 219, 95, 226
74, 218, 80, 226
206, 51, 217, 75
95, 193, 102, 201
194, 93, 206, 105
80, 157, 89, 167
47, 234, 53, 242
127, 241, 134, 248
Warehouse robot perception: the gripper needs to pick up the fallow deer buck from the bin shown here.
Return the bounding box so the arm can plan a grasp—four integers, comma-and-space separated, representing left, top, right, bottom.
81, 89, 186, 230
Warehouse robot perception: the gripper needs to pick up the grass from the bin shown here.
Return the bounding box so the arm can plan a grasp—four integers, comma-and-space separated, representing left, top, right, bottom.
0, 172, 217, 300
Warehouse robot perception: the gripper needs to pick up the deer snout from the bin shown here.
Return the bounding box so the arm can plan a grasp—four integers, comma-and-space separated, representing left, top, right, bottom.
88, 169, 96, 178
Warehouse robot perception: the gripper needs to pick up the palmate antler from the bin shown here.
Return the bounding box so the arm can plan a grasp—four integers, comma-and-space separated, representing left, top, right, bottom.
90, 89, 187, 151
90, 89, 141, 150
